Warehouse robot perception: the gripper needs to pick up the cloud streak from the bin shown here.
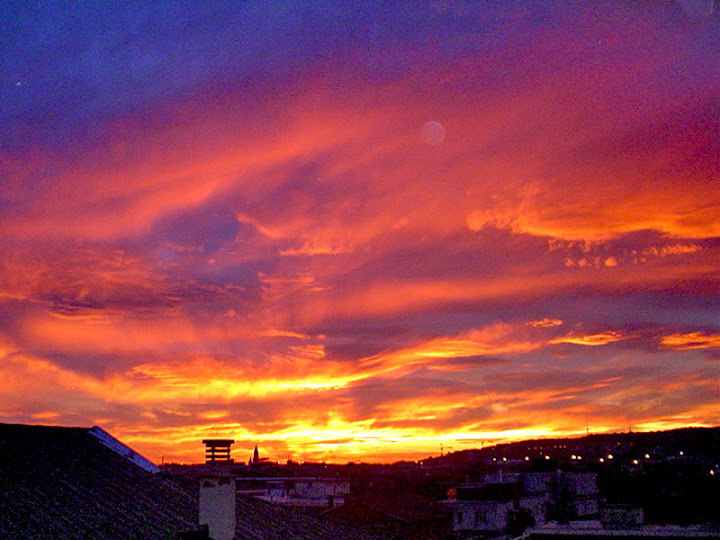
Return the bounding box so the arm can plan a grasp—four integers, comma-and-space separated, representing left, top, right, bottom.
0, 1, 717, 463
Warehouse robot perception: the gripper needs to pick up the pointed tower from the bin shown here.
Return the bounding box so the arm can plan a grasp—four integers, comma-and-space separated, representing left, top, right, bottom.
253, 444, 259, 465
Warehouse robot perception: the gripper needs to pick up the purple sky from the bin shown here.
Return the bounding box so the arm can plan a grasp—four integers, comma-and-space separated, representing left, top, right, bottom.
0, 1, 718, 463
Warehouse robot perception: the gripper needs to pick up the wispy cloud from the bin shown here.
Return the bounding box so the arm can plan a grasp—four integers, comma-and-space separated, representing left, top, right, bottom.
0, 0, 717, 463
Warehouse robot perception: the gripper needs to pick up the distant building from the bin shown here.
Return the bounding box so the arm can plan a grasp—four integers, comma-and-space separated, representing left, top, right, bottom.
248, 443, 272, 467
527, 521, 720, 540
600, 504, 645, 529
236, 476, 350, 507
444, 471, 599, 536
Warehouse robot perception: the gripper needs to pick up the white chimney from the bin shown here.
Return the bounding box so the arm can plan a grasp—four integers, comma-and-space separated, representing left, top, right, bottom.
199, 477, 236, 540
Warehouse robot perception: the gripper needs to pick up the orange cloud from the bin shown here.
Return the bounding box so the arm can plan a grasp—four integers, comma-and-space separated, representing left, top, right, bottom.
1, 2, 717, 465
660, 332, 720, 351
550, 332, 627, 347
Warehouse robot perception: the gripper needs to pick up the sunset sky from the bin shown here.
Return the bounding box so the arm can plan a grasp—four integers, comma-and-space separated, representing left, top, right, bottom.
1, 1, 718, 465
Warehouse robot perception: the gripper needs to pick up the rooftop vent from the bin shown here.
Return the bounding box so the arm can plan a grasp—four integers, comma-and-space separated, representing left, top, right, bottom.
202, 439, 234, 464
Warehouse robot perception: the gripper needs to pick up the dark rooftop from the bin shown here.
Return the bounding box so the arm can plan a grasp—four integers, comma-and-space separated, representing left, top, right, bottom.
0, 422, 377, 540
0, 422, 196, 539
233, 496, 377, 540
341, 489, 451, 524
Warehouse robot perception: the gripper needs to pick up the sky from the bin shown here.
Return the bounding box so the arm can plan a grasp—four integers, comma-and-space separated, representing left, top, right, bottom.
0, 1, 718, 465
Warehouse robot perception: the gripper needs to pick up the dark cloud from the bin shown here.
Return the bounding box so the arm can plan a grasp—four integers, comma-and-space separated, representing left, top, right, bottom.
148, 202, 241, 254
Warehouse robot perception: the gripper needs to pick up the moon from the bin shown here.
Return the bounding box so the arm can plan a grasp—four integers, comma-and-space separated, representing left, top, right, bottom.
421, 121, 445, 146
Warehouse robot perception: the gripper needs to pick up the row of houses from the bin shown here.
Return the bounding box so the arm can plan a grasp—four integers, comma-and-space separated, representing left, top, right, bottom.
236, 476, 350, 507
444, 471, 599, 536
3, 423, 718, 540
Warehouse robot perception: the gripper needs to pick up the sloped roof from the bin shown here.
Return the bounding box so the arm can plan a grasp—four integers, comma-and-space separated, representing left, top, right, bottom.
0, 422, 376, 540
0, 422, 197, 539
331, 489, 451, 524
233, 497, 377, 540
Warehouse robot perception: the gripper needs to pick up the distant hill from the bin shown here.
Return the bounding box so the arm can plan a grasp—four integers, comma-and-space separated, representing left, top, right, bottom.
423, 426, 720, 468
